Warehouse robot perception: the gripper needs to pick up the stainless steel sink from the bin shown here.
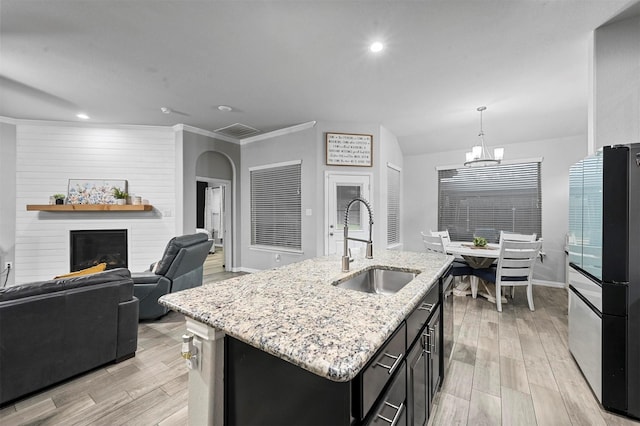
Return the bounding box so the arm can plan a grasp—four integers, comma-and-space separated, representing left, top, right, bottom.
334, 268, 419, 295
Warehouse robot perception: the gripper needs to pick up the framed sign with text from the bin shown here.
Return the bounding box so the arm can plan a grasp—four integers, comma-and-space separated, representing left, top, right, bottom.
326, 132, 373, 167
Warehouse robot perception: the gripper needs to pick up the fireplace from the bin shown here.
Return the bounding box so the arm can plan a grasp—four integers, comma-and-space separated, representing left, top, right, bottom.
70, 229, 128, 271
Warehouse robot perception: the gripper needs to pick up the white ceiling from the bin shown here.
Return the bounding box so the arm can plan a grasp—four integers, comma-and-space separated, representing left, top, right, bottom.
0, 0, 634, 155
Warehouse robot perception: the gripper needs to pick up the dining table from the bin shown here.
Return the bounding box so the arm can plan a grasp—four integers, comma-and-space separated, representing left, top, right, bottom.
445, 241, 505, 304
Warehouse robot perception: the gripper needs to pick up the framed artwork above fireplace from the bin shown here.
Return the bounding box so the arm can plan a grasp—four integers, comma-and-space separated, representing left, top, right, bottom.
67, 179, 127, 205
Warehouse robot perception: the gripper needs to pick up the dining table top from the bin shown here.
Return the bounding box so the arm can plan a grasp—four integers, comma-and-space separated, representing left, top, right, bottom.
445, 241, 501, 258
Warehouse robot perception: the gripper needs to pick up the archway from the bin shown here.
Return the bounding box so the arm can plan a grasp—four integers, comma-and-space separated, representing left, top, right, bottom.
195, 151, 234, 273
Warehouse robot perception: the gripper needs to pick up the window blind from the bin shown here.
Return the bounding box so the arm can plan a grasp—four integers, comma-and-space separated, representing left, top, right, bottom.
387, 165, 401, 246
437, 161, 542, 243
250, 162, 302, 250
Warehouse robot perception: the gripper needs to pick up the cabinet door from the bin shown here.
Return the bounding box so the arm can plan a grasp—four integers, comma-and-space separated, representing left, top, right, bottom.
366, 362, 406, 426
426, 306, 441, 416
407, 339, 427, 426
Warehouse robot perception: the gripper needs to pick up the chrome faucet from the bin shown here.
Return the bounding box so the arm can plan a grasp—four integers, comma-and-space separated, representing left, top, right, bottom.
342, 197, 374, 272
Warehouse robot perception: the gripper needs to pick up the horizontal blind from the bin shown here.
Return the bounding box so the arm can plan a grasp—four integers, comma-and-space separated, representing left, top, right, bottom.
438, 161, 542, 243
387, 166, 401, 245
251, 162, 302, 250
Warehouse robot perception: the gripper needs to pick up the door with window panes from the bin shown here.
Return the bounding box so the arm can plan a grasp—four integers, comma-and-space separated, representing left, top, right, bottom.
325, 174, 371, 256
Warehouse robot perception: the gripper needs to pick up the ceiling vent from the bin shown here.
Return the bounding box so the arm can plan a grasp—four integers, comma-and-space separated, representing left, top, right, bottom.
214, 123, 261, 139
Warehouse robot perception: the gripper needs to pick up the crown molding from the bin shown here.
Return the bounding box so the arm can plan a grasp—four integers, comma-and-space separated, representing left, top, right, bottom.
0, 116, 17, 125
240, 121, 317, 145
174, 124, 240, 144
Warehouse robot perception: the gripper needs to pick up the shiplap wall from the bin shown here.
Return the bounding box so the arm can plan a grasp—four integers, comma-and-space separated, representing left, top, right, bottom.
14, 123, 176, 284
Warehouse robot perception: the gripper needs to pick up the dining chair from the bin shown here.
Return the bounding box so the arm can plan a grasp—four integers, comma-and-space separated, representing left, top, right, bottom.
499, 231, 537, 244
421, 232, 472, 278
472, 240, 542, 312
429, 229, 451, 246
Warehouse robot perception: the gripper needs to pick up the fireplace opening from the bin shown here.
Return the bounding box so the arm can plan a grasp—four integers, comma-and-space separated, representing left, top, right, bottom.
70, 229, 128, 271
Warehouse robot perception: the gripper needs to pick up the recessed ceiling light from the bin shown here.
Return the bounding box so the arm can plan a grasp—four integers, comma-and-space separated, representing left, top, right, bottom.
218, 105, 233, 112
369, 41, 384, 53
76, 113, 90, 120
160, 107, 172, 114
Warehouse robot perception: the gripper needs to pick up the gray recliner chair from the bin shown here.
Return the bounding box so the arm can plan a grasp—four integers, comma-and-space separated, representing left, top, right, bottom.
132, 233, 213, 320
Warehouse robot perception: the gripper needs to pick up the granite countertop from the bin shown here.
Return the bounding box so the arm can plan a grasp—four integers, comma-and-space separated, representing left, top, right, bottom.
159, 250, 453, 382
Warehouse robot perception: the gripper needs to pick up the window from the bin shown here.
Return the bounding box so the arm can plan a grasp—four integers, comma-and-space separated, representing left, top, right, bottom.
437, 161, 542, 243
250, 161, 302, 251
387, 164, 401, 246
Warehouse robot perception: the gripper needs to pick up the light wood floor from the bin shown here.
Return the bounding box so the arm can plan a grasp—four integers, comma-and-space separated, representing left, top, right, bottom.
430, 284, 639, 426
2, 279, 638, 425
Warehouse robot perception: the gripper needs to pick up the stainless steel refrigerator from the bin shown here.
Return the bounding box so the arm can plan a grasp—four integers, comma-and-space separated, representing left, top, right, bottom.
568, 143, 640, 419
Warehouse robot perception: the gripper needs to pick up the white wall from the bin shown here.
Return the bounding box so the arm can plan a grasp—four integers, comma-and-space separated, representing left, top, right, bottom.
13, 123, 176, 284
402, 135, 587, 284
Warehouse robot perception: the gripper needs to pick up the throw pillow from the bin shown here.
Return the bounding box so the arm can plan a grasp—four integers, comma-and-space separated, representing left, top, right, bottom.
54, 262, 107, 279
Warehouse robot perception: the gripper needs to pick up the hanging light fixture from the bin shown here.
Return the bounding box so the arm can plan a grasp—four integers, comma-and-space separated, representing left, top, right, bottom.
464, 106, 504, 167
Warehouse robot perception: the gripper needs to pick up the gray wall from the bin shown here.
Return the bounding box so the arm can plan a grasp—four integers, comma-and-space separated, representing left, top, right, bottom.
402, 134, 587, 285
182, 130, 241, 267
241, 126, 318, 270
0, 121, 17, 287
595, 13, 640, 147
239, 121, 404, 271
196, 150, 234, 180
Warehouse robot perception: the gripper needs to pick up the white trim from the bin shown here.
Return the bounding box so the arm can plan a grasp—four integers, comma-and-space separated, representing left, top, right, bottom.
387, 162, 402, 172
324, 171, 374, 256
174, 124, 239, 144
5, 116, 170, 131
233, 266, 261, 273
241, 121, 317, 144
196, 177, 233, 272
0, 116, 17, 125
249, 159, 302, 172
532, 279, 566, 288
248, 245, 304, 255
436, 157, 544, 171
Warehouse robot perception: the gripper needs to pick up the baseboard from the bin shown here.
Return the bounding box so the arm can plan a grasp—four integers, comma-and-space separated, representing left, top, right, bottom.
233, 266, 260, 274
532, 279, 566, 289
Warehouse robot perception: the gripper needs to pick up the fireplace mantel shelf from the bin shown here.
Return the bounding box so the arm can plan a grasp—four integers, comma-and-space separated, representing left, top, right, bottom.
27, 204, 153, 212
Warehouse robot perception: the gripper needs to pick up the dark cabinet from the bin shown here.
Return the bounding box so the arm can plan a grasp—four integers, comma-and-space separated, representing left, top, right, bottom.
365, 362, 407, 426
224, 274, 449, 426
408, 336, 427, 426
407, 304, 441, 426
426, 305, 441, 415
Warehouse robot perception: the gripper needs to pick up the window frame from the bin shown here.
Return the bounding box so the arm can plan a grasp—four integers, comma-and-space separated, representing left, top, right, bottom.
249, 160, 303, 253
387, 163, 401, 248
436, 158, 542, 244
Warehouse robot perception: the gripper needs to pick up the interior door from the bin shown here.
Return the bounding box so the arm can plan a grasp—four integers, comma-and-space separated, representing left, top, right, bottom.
325, 173, 372, 256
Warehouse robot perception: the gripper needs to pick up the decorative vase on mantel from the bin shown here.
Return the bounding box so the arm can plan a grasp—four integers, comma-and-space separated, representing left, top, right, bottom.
116, 199, 126, 205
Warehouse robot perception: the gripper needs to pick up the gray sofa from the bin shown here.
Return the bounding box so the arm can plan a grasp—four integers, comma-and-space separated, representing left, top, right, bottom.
0, 268, 139, 405
133, 233, 213, 320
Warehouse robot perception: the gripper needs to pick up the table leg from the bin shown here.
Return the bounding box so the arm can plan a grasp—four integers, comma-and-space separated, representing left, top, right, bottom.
470, 275, 478, 299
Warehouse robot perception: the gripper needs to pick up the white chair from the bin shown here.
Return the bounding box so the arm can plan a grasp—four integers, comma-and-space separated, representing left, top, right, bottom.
429, 229, 451, 246
421, 232, 446, 253
499, 231, 537, 244
421, 232, 472, 279
472, 240, 542, 312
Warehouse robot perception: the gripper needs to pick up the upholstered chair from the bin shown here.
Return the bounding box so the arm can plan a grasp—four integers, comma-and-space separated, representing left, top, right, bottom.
133, 233, 212, 320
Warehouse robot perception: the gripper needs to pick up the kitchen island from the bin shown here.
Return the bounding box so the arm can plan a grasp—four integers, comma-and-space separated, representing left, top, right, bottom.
159, 250, 454, 425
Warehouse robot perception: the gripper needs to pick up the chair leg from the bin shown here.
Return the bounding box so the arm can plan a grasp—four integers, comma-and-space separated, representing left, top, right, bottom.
496, 281, 502, 312
527, 283, 535, 311
510, 286, 515, 299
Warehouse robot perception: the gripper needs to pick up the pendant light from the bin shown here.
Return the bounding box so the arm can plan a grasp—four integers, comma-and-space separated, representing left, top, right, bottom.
464, 106, 504, 167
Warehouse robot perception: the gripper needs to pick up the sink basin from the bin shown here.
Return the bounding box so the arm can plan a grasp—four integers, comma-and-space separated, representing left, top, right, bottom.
334, 268, 419, 295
